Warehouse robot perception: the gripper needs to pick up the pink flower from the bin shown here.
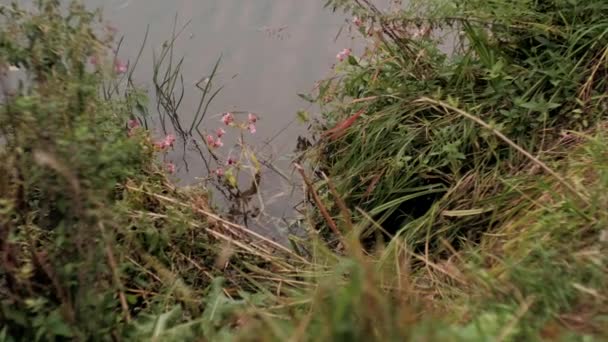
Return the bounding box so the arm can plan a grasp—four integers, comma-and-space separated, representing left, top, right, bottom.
248, 123, 257, 134
155, 134, 176, 149
336, 48, 352, 62
221, 112, 234, 125
353, 16, 363, 27
163, 134, 176, 148
226, 155, 236, 165
166, 162, 176, 174
247, 113, 257, 123
114, 59, 128, 74
215, 168, 224, 177
216, 127, 226, 138
206, 134, 223, 148
128, 119, 140, 129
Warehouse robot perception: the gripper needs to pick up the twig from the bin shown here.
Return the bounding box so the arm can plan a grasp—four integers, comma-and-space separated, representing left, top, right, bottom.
321, 172, 352, 230
124, 185, 310, 265
294, 163, 343, 240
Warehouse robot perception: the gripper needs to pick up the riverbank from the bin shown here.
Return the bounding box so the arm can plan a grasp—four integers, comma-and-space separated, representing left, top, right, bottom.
1, 0, 607, 341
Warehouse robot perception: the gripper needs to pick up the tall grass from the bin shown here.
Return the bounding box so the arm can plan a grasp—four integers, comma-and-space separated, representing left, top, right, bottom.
309, 0, 608, 249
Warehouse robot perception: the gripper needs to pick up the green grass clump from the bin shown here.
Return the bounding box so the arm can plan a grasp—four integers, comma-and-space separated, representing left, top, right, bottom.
309, 0, 608, 247
230, 131, 608, 341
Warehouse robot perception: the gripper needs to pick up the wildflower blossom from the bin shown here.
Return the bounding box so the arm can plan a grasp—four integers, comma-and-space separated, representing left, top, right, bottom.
166, 162, 176, 174
163, 134, 176, 147
128, 119, 140, 129
248, 123, 257, 134
114, 59, 127, 74
215, 168, 224, 177
247, 113, 257, 123
206, 134, 223, 148
336, 48, 352, 62
353, 16, 363, 27
216, 127, 226, 138
221, 112, 234, 125
155, 134, 176, 149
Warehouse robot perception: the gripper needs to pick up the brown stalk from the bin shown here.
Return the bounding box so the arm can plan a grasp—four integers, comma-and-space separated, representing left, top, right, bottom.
125, 185, 309, 265
321, 172, 352, 231
294, 163, 343, 241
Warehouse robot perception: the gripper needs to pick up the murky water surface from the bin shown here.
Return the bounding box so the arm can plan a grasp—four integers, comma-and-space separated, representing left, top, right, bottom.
85, 0, 350, 240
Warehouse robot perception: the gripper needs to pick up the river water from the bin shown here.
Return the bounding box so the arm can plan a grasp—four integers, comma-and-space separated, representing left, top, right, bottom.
86, 0, 351, 241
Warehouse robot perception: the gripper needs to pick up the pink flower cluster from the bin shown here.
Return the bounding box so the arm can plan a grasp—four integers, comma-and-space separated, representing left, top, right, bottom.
124, 118, 180, 176
221, 112, 234, 125
166, 162, 176, 174
206, 134, 224, 148
156, 134, 176, 149
210, 112, 258, 149
336, 48, 352, 62
208, 112, 260, 178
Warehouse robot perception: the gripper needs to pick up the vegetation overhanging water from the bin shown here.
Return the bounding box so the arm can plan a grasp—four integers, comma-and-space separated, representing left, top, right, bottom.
0, 0, 607, 340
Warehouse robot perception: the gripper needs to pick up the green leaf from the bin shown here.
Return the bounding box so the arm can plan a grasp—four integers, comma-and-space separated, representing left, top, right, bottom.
225, 169, 237, 188
370, 188, 447, 215
152, 306, 182, 337
297, 93, 315, 103
46, 309, 73, 338
296, 110, 310, 123
347, 55, 359, 66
